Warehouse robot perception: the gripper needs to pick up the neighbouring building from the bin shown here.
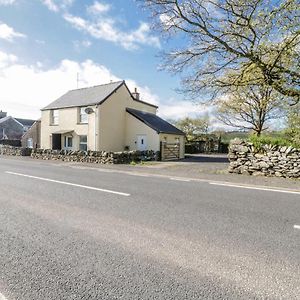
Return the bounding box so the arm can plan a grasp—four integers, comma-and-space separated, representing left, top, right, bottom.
41, 81, 185, 159
21, 120, 41, 148
0, 111, 35, 141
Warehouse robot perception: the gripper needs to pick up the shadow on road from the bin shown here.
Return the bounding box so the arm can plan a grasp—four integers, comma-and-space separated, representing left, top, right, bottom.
179, 154, 229, 163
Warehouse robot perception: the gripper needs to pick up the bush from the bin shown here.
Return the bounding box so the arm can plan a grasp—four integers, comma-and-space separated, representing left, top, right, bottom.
248, 135, 300, 150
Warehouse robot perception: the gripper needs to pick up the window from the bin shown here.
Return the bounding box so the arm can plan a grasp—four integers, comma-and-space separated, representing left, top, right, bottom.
27, 138, 33, 148
64, 136, 73, 148
79, 107, 88, 123
79, 135, 87, 151
51, 110, 59, 125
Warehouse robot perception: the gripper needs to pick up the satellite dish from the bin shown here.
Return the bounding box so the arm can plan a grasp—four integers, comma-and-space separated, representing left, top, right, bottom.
84, 107, 94, 114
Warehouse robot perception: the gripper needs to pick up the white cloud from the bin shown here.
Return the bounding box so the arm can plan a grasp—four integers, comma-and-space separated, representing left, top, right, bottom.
64, 13, 160, 50
0, 22, 26, 42
126, 80, 160, 107
87, 1, 111, 14
42, 0, 58, 12
0, 0, 15, 5
0, 49, 210, 123
157, 99, 212, 120
0, 50, 17, 67
0, 50, 159, 119
73, 40, 92, 51
41, 0, 73, 12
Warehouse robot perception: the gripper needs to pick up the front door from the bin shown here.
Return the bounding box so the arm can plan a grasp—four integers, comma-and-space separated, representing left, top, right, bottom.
137, 135, 147, 151
52, 134, 61, 150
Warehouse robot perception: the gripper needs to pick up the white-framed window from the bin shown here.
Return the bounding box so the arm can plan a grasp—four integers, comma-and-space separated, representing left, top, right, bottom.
64, 136, 73, 148
27, 138, 33, 148
51, 109, 59, 125
79, 135, 87, 151
79, 107, 88, 124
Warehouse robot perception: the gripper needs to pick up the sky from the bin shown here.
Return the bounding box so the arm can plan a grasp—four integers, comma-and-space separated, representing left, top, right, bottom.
0, 0, 211, 121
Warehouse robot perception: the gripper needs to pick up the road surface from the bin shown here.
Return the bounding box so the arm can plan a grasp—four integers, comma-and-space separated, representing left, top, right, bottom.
0, 157, 299, 299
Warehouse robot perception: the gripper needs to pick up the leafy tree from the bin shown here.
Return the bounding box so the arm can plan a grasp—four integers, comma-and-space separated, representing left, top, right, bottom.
285, 104, 300, 146
141, 0, 300, 103
174, 116, 209, 141
216, 85, 284, 136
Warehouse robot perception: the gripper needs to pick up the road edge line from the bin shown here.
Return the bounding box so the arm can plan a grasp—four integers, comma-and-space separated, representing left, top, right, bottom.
5, 171, 130, 197
209, 182, 300, 195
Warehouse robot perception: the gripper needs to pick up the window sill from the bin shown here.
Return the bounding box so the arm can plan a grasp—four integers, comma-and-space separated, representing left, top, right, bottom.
49, 124, 59, 126
77, 122, 88, 125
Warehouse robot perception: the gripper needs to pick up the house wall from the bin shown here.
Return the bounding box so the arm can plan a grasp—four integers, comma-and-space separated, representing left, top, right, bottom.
125, 113, 160, 151
41, 105, 97, 150
41, 83, 158, 152
98, 84, 157, 151
159, 133, 185, 159
21, 120, 41, 148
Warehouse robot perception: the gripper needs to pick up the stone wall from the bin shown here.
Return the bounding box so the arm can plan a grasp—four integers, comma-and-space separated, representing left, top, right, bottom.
0, 145, 32, 156
31, 149, 160, 164
228, 139, 300, 178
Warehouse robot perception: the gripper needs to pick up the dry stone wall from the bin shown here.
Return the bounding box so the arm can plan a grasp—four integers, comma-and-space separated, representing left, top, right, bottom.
0, 145, 31, 156
0, 146, 160, 164
228, 139, 300, 178
30, 149, 160, 164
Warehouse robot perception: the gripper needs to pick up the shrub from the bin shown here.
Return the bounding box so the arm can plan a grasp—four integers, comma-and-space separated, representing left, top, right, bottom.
248, 135, 300, 150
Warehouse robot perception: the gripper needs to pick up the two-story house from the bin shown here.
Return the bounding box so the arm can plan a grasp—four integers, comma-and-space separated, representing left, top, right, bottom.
41, 80, 185, 159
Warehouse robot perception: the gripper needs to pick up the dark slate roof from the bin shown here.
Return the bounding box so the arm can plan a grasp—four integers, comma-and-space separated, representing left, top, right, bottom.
15, 118, 36, 127
0, 116, 24, 129
42, 81, 124, 110
0, 116, 11, 124
42, 81, 158, 110
126, 108, 185, 135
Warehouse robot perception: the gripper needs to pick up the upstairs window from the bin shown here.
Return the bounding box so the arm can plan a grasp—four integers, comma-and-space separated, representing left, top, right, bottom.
79, 107, 88, 124
51, 110, 59, 125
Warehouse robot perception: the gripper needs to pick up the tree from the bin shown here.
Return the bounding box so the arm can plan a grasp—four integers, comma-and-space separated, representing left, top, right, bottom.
174, 116, 209, 141
286, 104, 300, 146
216, 85, 284, 135
141, 0, 300, 103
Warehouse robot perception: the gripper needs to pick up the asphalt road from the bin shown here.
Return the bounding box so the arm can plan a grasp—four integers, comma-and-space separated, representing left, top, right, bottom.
0, 157, 299, 299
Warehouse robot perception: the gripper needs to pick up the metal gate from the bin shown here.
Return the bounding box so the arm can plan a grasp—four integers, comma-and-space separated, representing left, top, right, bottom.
160, 142, 180, 160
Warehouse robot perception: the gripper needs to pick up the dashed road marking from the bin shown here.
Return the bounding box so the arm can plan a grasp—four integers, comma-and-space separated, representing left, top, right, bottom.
209, 182, 300, 195
170, 177, 191, 182
294, 225, 300, 230
5, 171, 130, 197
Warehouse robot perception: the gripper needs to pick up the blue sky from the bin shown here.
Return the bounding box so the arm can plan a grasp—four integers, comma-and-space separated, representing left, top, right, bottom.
0, 0, 212, 121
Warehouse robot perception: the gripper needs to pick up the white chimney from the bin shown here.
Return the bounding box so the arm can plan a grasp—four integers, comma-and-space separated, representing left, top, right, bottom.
132, 87, 140, 100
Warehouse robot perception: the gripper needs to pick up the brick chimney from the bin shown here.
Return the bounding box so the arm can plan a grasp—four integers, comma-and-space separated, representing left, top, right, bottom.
0, 110, 7, 119
132, 88, 140, 100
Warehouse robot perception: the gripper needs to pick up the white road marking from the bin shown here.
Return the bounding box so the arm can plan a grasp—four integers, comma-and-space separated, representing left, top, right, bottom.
5, 171, 130, 197
0, 292, 8, 300
294, 225, 300, 230
14, 162, 300, 196
170, 177, 191, 182
209, 182, 300, 195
